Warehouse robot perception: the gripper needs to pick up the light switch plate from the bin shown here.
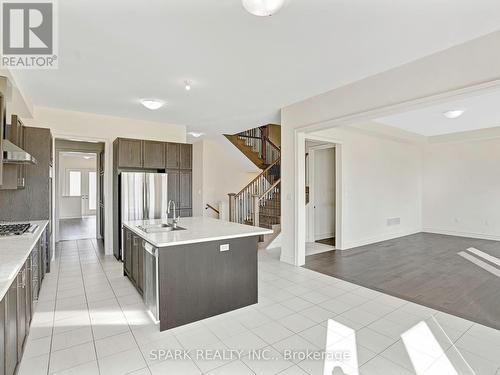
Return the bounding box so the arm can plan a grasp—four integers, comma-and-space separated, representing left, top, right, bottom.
220, 244, 230, 252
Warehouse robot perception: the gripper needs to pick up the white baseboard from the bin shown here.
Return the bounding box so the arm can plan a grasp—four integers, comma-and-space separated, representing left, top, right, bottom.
340, 228, 422, 250
60, 216, 82, 220
422, 228, 500, 241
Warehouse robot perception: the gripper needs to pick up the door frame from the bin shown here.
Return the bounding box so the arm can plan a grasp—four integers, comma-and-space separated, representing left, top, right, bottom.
306, 143, 337, 244
55, 139, 105, 244
297, 134, 343, 265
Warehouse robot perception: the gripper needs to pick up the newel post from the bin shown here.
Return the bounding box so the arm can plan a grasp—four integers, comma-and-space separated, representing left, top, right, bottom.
252, 194, 260, 227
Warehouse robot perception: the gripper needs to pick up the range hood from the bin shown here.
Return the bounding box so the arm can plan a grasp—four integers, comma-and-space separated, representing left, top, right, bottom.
2, 139, 37, 164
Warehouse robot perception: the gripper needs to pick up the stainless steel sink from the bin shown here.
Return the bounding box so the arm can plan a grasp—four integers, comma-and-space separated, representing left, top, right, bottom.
137, 223, 186, 233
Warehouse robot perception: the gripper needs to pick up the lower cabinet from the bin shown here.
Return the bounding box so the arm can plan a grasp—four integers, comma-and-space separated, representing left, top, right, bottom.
123, 228, 144, 295
1, 229, 46, 375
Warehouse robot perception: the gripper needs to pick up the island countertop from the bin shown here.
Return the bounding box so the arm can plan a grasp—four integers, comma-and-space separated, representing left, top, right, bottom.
0, 220, 48, 300
123, 217, 272, 248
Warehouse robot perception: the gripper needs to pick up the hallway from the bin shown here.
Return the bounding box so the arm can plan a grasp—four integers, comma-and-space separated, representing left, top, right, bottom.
17, 241, 500, 375
59, 216, 96, 241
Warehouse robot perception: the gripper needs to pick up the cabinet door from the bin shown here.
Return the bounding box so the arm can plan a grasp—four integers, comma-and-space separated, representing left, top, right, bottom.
179, 171, 192, 209
0, 296, 4, 375
165, 143, 180, 169
132, 234, 140, 284
124, 229, 132, 277
143, 141, 165, 169
137, 240, 144, 294
118, 139, 143, 168
16, 266, 26, 360
25, 258, 32, 329
179, 209, 192, 218
179, 144, 192, 170
5, 281, 18, 375
167, 169, 180, 217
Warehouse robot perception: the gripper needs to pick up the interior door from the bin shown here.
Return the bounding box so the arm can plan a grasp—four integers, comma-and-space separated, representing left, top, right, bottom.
313, 148, 335, 241
81, 169, 97, 216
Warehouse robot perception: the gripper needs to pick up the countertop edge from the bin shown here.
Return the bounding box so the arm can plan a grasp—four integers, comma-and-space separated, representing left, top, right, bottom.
123, 221, 272, 248
0, 220, 49, 301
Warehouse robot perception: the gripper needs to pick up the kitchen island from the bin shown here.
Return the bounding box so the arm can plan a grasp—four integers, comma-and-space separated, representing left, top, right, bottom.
122, 217, 272, 331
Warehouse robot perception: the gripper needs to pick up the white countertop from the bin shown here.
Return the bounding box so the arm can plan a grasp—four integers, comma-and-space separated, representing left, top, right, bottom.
0, 220, 48, 300
123, 217, 272, 248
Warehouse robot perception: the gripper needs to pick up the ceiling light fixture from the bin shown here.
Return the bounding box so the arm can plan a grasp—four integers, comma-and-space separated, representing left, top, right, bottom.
184, 81, 191, 91
242, 0, 286, 16
188, 132, 204, 138
140, 99, 165, 110
443, 109, 465, 119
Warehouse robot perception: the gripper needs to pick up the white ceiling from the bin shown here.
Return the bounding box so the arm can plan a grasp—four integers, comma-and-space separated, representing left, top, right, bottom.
376, 89, 500, 136
13, 0, 500, 136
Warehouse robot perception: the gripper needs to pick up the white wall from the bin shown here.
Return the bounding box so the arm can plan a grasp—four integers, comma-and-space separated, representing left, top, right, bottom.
422, 137, 500, 240
311, 126, 422, 249
58, 154, 97, 219
192, 139, 260, 220
281, 30, 500, 265
22, 106, 187, 255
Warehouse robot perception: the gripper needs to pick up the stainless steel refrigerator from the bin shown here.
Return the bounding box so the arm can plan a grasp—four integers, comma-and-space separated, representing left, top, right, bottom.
117, 172, 168, 259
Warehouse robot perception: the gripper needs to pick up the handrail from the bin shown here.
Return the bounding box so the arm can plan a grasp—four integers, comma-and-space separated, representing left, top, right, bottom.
205, 204, 220, 215
237, 157, 281, 196
259, 179, 281, 200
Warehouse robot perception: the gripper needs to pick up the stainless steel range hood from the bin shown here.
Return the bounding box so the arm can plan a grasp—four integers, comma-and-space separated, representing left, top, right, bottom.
2, 139, 37, 164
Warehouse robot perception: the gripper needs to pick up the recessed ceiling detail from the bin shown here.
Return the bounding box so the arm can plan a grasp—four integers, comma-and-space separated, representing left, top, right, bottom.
376, 89, 500, 137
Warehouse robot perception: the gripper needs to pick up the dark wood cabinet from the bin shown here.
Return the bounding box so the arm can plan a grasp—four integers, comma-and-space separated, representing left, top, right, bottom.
16, 265, 26, 361
137, 238, 144, 294
179, 171, 192, 209
117, 138, 143, 168
0, 229, 46, 375
123, 228, 144, 295
113, 139, 193, 258
179, 144, 192, 170
165, 143, 180, 169
131, 235, 140, 284
143, 141, 165, 169
4, 281, 17, 375
124, 229, 132, 277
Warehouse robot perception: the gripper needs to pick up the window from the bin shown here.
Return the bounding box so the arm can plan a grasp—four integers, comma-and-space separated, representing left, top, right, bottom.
68, 170, 81, 196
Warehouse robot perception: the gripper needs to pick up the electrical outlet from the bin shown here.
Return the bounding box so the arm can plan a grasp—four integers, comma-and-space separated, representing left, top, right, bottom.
220, 244, 230, 252
387, 217, 401, 226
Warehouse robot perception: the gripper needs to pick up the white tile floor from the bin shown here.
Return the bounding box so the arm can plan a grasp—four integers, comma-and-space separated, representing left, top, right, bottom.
17, 240, 500, 375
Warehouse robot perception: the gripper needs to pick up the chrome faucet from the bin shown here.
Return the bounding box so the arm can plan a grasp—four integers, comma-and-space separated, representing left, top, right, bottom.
167, 200, 179, 228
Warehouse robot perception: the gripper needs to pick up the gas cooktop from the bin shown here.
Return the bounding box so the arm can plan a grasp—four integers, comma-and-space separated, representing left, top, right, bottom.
0, 223, 38, 237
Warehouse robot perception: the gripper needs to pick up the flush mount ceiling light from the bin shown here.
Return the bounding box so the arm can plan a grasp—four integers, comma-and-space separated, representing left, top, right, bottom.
184, 81, 191, 91
188, 132, 204, 138
242, 0, 286, 16
443, 109, 465, 119
140, 99, 165, 110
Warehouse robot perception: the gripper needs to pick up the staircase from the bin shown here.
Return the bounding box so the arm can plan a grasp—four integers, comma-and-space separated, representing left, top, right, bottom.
225, 125, 281, 230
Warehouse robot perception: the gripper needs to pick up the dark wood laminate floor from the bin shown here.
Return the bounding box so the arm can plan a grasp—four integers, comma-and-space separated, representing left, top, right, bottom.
316, 237, 335, 247
59, 216, 96, 240
305, 232, 500, 330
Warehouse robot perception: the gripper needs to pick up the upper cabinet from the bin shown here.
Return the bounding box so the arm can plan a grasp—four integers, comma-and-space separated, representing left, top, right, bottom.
179, 144, 192, 170
143, 141, 165, 169
165, 143, 180, 169
116, 138, 143, 168
114, 138, 192, 171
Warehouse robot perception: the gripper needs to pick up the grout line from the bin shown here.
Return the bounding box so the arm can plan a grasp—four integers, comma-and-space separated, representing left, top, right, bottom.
87, 239, 155, 374
75, 240, 102, 375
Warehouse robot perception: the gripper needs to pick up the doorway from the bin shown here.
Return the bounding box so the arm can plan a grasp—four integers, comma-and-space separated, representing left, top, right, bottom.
305, 141, 337, 256
55, 139, 105, 242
